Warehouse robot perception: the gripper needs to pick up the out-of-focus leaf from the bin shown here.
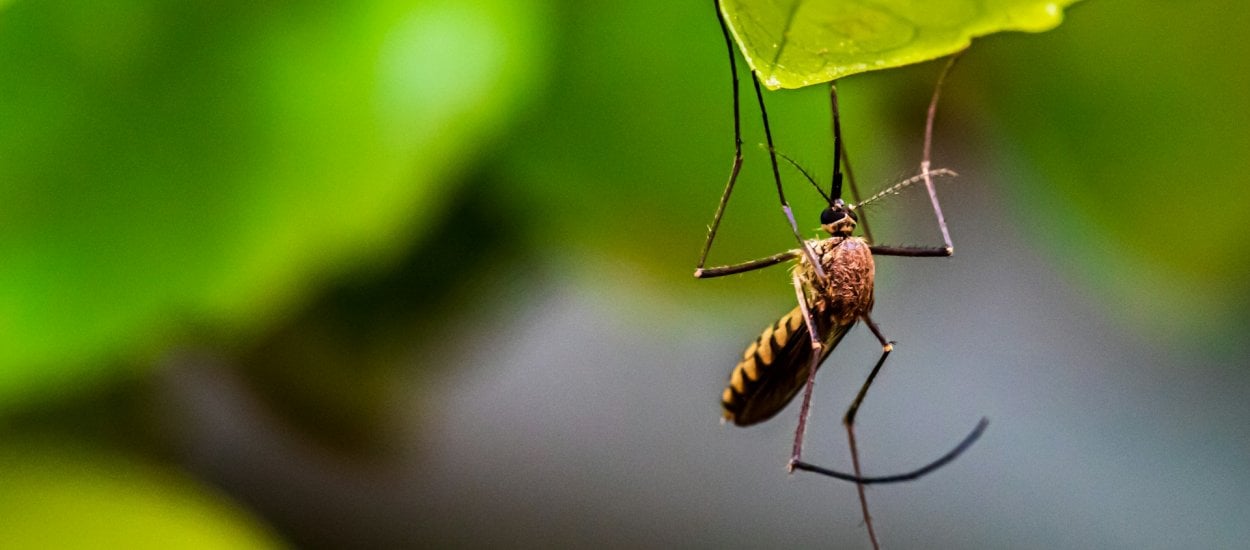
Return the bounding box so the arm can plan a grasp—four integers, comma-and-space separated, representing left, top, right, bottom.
0, 0, 547, 408
720, 0, 1082, 89
0, 444, 281, 548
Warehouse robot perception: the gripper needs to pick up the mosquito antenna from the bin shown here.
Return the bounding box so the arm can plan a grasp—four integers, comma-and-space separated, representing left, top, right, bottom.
775, 150, 832, 204
830, 82, 845, 201
852, 168, 958, 210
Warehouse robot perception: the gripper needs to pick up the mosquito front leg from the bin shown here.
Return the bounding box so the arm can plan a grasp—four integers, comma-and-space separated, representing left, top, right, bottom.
697, 0, 824, 280
694, 249, 800, 279
694, 0, 745, 273
754, 76, 827, 280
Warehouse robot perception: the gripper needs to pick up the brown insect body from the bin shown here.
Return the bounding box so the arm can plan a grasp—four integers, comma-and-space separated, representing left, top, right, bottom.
802, 235, 876, 326
722, 235, 876, 426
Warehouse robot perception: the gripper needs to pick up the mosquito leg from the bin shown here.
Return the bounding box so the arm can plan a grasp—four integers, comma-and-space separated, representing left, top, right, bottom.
792, 272, 822, 354
838, 313, 894, 550
869, 244, 952, 257
840, 141, 874, 244
829, 82, 845, 199
789, 310, 987, 484
787, 271, 824, 471
792, 419, 989, 483
698, 0, 822, 278
829, 82, 875, 244
862, 53, 965, 258
918, 52, 965, 255
694, 249, 800, 278
844, 312, 893, 428
753, 76, 827, 280
695, 0, 746, 273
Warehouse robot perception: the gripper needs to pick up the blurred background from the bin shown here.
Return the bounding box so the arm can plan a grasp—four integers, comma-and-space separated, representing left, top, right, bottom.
1, 0, 1248, 548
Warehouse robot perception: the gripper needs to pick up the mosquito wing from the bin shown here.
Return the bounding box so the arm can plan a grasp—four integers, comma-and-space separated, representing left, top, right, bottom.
722, 306, 854, 426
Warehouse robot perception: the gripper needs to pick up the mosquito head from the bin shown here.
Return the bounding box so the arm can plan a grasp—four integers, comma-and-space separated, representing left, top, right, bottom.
820, 199, 856, 236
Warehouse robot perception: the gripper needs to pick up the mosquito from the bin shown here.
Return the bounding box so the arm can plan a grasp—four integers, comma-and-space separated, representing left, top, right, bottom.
695, 2, 988, 548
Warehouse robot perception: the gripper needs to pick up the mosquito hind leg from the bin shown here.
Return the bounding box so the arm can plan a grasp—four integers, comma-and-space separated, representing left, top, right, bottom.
839, 314, 894, 549
783, 290, 989, 491
788, 316, 986, 487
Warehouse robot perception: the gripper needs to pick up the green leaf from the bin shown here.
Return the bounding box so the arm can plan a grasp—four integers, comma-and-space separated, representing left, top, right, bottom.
0, 0, 547, 408
720, 0, 1083, 89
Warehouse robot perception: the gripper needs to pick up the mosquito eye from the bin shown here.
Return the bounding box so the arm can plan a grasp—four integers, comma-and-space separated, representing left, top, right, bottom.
820, 208, 840, 225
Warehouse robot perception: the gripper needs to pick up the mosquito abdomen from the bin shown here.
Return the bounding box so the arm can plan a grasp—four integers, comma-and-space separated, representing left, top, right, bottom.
722, 306, 813, 426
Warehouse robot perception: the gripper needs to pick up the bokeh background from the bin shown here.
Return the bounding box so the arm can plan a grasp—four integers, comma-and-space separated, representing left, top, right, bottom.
2, 0, 1248, 548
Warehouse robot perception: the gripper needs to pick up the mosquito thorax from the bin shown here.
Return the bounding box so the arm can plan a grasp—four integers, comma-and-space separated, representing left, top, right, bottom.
819, 201, 857, 236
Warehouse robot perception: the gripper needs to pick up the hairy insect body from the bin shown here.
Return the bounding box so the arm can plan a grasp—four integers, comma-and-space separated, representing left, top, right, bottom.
721, 236, 876, 426
802, 236, 876, 326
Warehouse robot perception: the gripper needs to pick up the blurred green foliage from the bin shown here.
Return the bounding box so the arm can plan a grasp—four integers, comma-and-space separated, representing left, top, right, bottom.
0, 0, 547, 406
721, 0, 1082, 88
974, 1, 1250, 345
0, 442, 280, 548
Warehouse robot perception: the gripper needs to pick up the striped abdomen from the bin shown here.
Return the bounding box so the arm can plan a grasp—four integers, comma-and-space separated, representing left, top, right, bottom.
721, 306, 854, 426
